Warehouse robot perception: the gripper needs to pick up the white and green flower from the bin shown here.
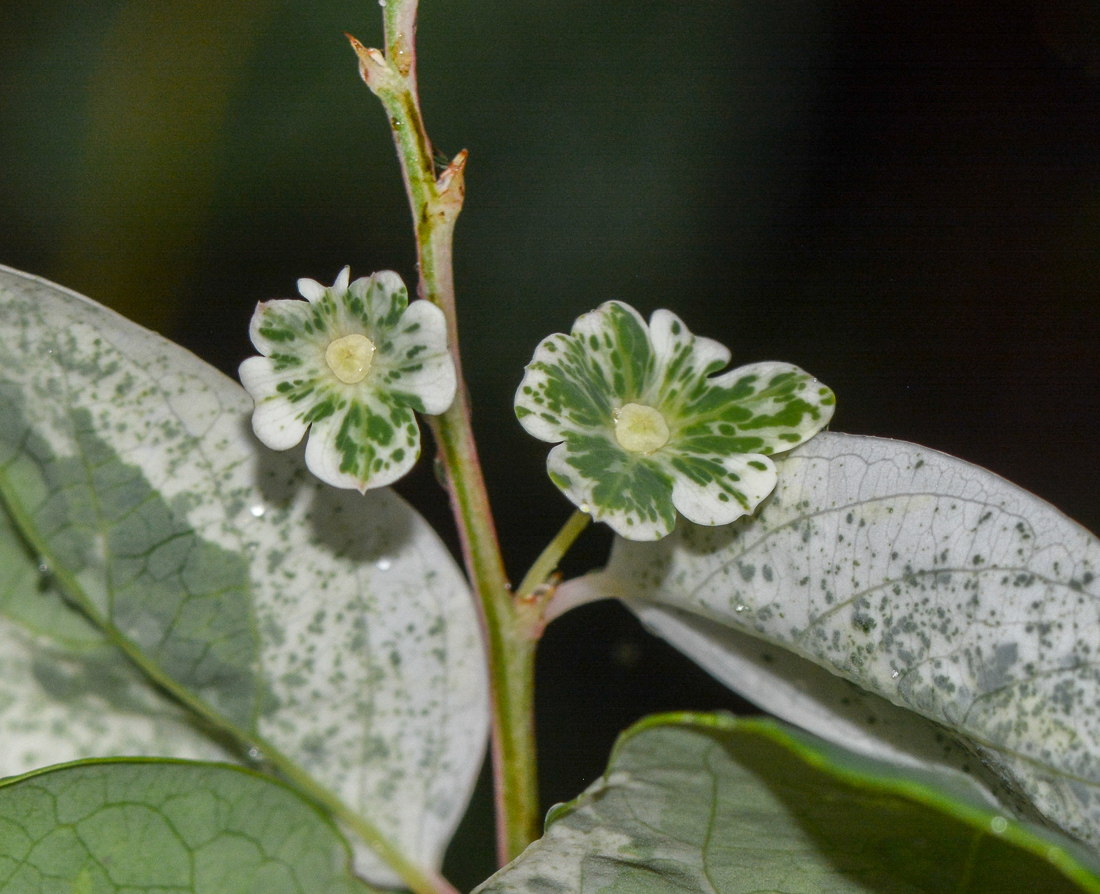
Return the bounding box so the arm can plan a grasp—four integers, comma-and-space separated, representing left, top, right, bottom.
239, 267, 455, 491
515, 301, 835, 540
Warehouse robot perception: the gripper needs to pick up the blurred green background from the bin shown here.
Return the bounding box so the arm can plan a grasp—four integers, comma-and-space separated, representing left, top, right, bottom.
3, 0, 1100, 887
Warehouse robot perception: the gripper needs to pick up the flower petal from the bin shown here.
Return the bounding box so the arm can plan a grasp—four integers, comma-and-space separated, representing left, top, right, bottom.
374, 299, 456, 415
546, 433, 677, 540
348, 270, 409, 331
667, 451, 777, 526
646, 308, 731, 411
515, 334, 598, 443
514, 301, 656, 444
571, 301, 655, 404
678, 360, 835, 458
239, 356, 312, 450
304, 393, 421, 492
247, 298, 327, 359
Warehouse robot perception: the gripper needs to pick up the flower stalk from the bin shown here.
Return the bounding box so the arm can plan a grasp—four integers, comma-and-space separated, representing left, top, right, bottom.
516, 509, 591, 602
349, 6, 542, 870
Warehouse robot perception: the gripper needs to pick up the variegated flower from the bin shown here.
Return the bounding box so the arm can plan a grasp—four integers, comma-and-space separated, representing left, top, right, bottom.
515, 301, 835, 540
239, 267, 455, 491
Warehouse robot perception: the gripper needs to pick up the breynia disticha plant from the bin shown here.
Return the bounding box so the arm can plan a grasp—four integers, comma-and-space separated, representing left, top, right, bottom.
0, 2, 1098, 893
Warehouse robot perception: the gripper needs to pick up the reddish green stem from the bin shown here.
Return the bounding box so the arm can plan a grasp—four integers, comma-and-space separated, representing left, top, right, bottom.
349, 7, 543, 867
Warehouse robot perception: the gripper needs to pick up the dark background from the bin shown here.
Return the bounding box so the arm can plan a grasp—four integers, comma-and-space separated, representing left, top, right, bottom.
3, 0, 1100, 887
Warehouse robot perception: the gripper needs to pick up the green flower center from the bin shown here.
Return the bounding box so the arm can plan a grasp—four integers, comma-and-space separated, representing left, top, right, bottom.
325, 333, 376, 384
614, 403, 670, 454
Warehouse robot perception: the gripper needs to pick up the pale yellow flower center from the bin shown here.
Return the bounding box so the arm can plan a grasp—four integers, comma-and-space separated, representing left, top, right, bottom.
613, 403, 670, 454
325, 333, 376, 384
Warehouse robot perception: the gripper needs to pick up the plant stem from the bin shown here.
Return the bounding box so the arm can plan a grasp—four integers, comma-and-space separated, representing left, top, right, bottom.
350, 7, 543, 865
516, 509, 591, 601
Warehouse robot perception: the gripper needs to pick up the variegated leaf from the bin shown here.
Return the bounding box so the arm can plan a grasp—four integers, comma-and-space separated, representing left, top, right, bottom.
572, 432, 1100, 852
0, 264, 487, 888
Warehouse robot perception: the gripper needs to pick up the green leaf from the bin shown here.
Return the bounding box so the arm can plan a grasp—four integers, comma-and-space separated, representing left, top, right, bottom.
0, 758, 379, 893
575, 432, 1100, 854
0, 265, 488, 887
475, 713, 1100, 894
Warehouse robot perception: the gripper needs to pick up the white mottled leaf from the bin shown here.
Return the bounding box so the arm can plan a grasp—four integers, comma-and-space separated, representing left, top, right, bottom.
476, 713, 1100, 894
628, 602, 1027, 811
0, 265, 488, 887
574, 432, 1100, 852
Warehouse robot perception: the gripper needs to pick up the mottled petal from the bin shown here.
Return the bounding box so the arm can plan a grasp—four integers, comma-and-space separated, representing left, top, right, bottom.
547, 434, 677, 540
353, 270, 409, 330
514, 301, 655, 444
667, 451, 777, 526
687, 361, 836, 456
570, 301, 655, 404
305, 394, 421, 492
247, 298, 325, 359
375, 299, 456, 415
515, 332, 608, 443
240, 356, 312, 450
647, 308, 731, 411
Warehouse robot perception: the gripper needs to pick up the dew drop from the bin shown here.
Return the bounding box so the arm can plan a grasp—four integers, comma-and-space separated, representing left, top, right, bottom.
579, 503, 591, 514
891, 670, 900, 679
734, 604, 745, 613
36, 559, 50, 576
376, 558, 392, 571
247, 746, 263, 762
990, 816, 1008, 834
250, 504, 265, 518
